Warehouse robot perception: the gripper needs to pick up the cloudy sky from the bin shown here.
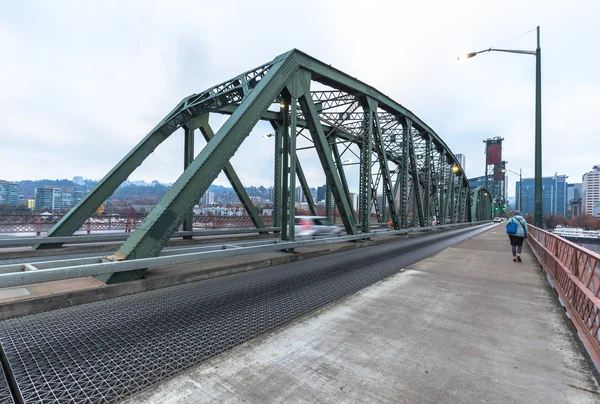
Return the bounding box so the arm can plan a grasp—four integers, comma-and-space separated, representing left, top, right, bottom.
1, 0, 599, 198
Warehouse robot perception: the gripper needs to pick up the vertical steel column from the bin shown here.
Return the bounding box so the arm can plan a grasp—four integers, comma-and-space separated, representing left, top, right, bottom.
280, 96, 290, 241
271, 121, 283, 229
183, 126, 195, 239
448, 168, 455, 223
407, 129, 425, 227
437, 154, 446, 224
424, 136, 432, 226
325, 179, 332, 221
288, 97, 297, 240
359, 109, 373, 233
399, 119, 410, 228
457, 185, 467, 223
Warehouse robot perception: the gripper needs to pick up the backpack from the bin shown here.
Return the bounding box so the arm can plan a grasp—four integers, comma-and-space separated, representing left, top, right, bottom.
506, 219, 518, 235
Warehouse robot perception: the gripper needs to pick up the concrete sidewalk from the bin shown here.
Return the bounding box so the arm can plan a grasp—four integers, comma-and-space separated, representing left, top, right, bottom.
123, 225, 600, 404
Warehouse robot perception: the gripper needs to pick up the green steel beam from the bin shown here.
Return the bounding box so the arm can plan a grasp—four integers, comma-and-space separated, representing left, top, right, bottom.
183, 126, 195, 238
33, 100, 187, 250
297, 71, 356, 235
280, 94, 291, 241
36, 56, 281, 250
270, 120, 283, 229
287, 96, 298, 240
359, 108, 373, 233
102, 52, 296, 282
407, 127, 425, 227
424, 136, 432, 226
399, 119, 411, 228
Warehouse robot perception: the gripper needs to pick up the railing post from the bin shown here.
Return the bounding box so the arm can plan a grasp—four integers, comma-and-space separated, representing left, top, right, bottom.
86, 218, 91, 234
125, 217, 131, 233
35, 216, 42, 236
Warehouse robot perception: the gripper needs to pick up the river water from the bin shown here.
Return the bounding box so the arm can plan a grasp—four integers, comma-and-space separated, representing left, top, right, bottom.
581, 243, 600, 254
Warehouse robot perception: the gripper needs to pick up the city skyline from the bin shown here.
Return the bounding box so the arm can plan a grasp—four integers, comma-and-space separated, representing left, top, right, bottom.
1, 1, 599, 194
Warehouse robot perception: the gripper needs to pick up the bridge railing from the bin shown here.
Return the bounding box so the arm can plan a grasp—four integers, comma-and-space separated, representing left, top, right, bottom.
527, 225, 600, 365
0, 214, 274, 235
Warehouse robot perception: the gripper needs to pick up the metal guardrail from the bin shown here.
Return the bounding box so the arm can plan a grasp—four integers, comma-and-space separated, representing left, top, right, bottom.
0, 227, 280, 248
0, 222, 491, 288
527, 225, 600, 366
0, 214, 274, 235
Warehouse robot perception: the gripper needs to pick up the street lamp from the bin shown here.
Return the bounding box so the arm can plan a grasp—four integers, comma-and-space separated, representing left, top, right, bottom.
502, 168, 522, 212
458, 26, 542, 227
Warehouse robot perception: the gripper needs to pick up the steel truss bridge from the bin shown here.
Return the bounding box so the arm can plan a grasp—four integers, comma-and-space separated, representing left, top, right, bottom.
31, 49, 491, 283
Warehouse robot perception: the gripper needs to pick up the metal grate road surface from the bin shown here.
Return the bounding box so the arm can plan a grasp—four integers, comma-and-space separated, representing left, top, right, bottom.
0, 360, 14, 404
0, 226, 487, 403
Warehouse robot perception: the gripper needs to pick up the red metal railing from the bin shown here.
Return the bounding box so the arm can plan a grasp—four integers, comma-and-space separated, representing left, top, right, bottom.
527, 225, 600, 365
0, 214, 273, 235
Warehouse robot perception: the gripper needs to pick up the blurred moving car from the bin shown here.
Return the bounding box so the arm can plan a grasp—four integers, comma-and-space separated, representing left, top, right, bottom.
295, 216, 343, 237
493, 217, 502, 223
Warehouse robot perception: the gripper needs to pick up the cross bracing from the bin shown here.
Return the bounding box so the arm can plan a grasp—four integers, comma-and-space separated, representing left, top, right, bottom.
34, 49, 490, 283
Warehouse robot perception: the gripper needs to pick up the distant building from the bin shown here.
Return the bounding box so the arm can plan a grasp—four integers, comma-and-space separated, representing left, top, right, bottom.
0, 180, 19, 207
27, 199, 35, 209
349, 192, 358, 211
594, 202, 600, 218
567, 183, 582, 203
34, 186, 83, 212
317, 185, 327, 203
583, 165, 600, 215
468, 176, 487, 189
516, 173, 568, 217
571, 199, 582, 217
132, 205, 154, 214
200, 191, 215, 207
295, 186, 305, 203
72, 176, 84, 186
455, 153, 467, 172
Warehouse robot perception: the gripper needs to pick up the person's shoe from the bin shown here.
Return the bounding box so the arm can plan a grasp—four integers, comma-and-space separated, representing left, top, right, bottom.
513, 257, 517, 262
517, 255, 522, 262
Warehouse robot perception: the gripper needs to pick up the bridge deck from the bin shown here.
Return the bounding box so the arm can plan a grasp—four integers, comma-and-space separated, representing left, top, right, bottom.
124, 226, 600, 403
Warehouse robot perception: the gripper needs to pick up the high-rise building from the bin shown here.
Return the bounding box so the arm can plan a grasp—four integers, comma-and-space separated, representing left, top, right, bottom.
34, 186, 83, 212
200, 191, 215, 207
295, 186, 305, 203
455, 153, 467, 172
567, 183, 582, 203
516, 173, 568, 217
583, 165, 600, 215
0, 180, 19, 207
317, 185, 327, 203
72, 176, 84, 186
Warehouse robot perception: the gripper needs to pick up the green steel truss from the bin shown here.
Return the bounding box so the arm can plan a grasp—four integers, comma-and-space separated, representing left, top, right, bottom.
37, 49, 487, 283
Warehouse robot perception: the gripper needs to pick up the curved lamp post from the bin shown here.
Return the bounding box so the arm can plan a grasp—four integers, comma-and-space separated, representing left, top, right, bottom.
458, 26, 542, 227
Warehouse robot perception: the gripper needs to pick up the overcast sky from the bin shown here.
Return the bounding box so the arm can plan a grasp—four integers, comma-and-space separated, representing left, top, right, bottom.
1, 0, 599, 197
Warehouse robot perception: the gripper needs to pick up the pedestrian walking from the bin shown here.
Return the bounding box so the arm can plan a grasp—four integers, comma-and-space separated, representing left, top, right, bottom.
505, 210, 528, 262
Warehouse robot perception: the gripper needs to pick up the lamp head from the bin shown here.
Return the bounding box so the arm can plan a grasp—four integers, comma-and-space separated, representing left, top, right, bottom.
457, 52, 478, 61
